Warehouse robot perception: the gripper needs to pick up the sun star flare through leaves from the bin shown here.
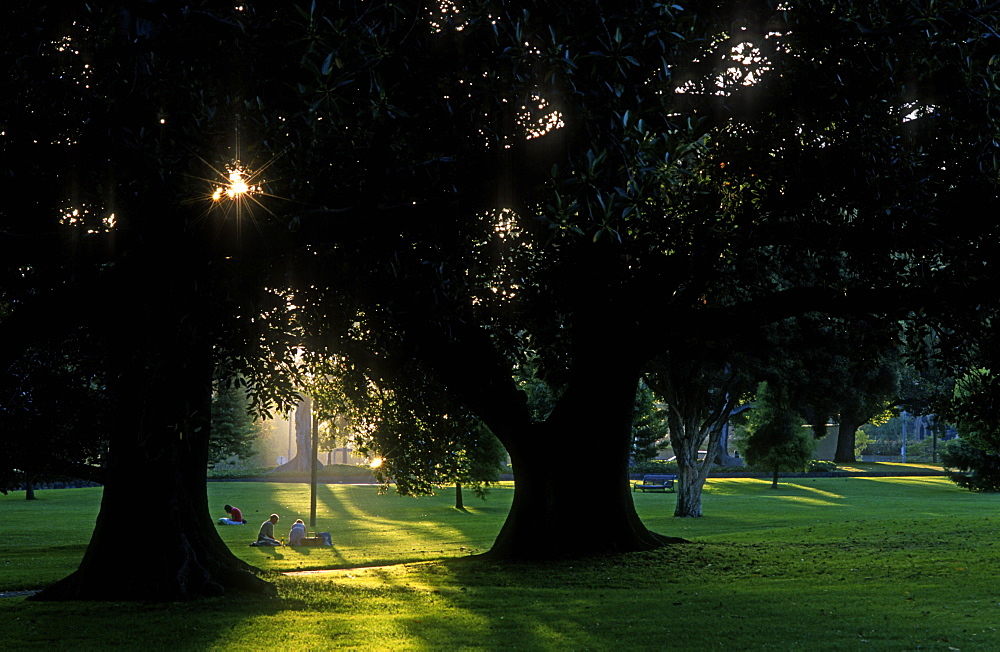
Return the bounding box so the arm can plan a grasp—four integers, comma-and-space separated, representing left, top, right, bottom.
211, 164, 261, 203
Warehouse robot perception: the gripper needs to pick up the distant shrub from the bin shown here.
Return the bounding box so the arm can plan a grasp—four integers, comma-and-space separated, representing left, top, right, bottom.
207, 467, 273, 479
628, 459, 746, 475
207, 464, 376, 481
630, 460, 678, 474
861, 438, 902, 456
940, 439, 1000, 492
808, 460, 838, 473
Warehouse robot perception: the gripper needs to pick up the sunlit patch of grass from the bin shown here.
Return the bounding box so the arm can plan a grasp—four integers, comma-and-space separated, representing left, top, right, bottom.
209, 482, 510, 573
834, 461, 946, 474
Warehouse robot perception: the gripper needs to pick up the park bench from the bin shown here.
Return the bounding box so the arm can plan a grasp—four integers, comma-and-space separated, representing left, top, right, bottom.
632, 474, 677, 493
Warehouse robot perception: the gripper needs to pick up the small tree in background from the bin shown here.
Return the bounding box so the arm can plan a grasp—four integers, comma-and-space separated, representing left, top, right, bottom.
209, 384, 258, 469
631, 380, 669, 462
854, 428, 873, 461
742, 383, 814, 489
303, 356, 507, 503
454, 422, 509, 509
940, 438, 1000, 492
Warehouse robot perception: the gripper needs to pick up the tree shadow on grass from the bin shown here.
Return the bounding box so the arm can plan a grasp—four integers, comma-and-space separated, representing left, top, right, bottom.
250, 545, 285, 560
2, 586, 318, 650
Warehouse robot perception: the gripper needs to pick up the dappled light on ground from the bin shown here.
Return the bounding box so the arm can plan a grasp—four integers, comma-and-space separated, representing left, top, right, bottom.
208, 483, 511, 573
5, 479, 1000, 648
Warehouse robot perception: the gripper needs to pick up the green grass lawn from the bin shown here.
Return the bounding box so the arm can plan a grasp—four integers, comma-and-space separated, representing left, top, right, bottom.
3, 473, 1000, 650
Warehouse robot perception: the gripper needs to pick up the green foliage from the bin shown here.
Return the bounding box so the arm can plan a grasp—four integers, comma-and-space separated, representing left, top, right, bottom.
854, 428, 873, 460
859, 416, 942, 462
208, 383, 259, 468
944, 369, 1000, 454
631, 381, 669, 461
0, 334, 109, 492
806, 460, 838, 473
627, 459, 753, 475
743, 383, 814, 480
455, 424, 509, 500
900, 438, 940, 464
940, 438, 1000, 492
763, 314, 902, 437
304, 357, 508, 498
205, 467, 274, 480
205, 464, 375, 482
5, 0, 1000, 575
861, 417, 902, 441
629, 459, 679, 475
514, 360, 558, 424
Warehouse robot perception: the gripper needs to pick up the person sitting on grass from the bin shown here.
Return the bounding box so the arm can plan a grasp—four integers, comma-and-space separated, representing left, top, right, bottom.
218, 504, 247, 525
251, 514, 281, 546
288, 519, 307, 546
287, 518, 332, 547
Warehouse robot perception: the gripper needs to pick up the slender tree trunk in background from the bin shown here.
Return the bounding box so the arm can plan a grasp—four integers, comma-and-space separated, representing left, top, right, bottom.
455, 481, 464, 510
24, 480, 35, 501
771, 467, 780, 489
487, 354, 685, 559
659, 389, 736, 518
310, 413, 319, 528
642, 363, 742, 518
670, 416, 727, 517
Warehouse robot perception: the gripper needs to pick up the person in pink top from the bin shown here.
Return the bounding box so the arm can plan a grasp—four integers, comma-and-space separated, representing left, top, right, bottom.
218, 504, 247, 525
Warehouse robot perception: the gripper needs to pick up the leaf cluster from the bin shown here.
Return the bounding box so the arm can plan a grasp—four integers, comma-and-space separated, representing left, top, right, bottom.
940, 438, 1000, 492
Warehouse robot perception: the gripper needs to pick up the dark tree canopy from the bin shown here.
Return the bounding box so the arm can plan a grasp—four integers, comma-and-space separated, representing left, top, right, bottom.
0, 330, 109, 493
4, 1, 1000, 598
260, 0, 1000, 549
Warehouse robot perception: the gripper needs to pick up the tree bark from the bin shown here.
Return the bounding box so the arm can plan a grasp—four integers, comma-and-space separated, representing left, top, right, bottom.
273, 394, 324, 474
455, 481, 464, 510
486, 354, 685, 559
771, 467, 780, 489
662, 389, 737, 518
24, 480, 36, 501
833, 414, 863, 463
32, 258, 274, 602
643, 362, 743, 518
671, 415, 727, 517
714, 423, 742, 467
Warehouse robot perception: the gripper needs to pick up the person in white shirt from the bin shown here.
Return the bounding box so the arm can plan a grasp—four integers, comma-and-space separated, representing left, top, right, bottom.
288, 519, 307, 546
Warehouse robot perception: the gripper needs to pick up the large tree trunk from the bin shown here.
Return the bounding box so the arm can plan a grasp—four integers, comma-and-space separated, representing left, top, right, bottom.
487, 356, 685, 559
833, 413, 863, 463
33, 257, 274, 602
